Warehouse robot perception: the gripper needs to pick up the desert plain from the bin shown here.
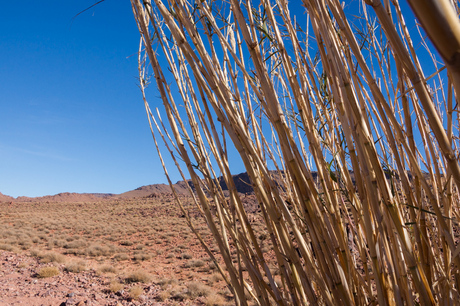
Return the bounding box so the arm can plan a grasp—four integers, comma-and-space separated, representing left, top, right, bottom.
0, 175, 266, 306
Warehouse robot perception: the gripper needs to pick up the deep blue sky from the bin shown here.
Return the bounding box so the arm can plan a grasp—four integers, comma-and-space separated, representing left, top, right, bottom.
0, 1, 168, 197
0, 1, 438, 198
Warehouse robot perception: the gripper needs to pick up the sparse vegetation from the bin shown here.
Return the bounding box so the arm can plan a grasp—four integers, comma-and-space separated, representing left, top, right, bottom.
206, 293, 227, 306
133, 252, 151, 261
0, 244, 18, 252
125, 270, 151, 283
158, 277, 178, 289
120, 240, 133, 246
109, 281, 124, 293
113, 253, 129, 261
65, 261, 86, 273
208, 273, 223, 285
34, 251, 66, 264
187, 281, 211, 299
63, 240, 86, 249
170, 287, 188, 301
0, 197, 233, 304
37, 266, 59, 278
86, 244, 116, 257
97, 264, 117, 274
129, 286, 144, 300
184, 259, 205, 269
180, 253, 192, 260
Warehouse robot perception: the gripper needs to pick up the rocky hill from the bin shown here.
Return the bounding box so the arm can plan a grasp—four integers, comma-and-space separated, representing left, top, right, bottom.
0, 172, 254, 202
0, 171, 325, 202
0, 192, 14, 202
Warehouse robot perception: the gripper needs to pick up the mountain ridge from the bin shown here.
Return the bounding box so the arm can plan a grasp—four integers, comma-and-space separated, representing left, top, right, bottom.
1, 171, 258, 202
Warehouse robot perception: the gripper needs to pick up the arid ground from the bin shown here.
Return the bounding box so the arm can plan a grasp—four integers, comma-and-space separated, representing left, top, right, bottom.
0, 178, 265, 306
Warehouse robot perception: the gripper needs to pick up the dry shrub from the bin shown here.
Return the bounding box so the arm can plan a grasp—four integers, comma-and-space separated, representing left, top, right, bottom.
208, 273, 223, 285
29, 246, 42, 255
18, 239, 32, 250
125, 270, 151, 283
98, 264, 117, 274
113, 253, 129, 261
129, 286, 144, 300
158, 289, 171, 301
208, 262, 217, 271
131, 0, 460, 304
63, 240, 86, 249
86, 244, 113, 257
185, 259, 205, 269
206, 293, 227, 306
51, 239, 65, 248
109, 281, 124, 293
170, 287, 188, 301
186, 281, 211, 299
65, 261, 86, 273
180, 253, 192, 260
63, 248, 86, 256
158, 278, 178, 289
198, 265, 211, 273
37, 251, 66, 264
0, 244, 17, 252
37, 266, 59, 278
133, 253, 151, 261
120, 240, 133, 246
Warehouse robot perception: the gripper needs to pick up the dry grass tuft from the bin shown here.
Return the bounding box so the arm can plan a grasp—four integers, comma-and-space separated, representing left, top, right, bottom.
0, 244, 18, 252
186, 281, 211, 299
125, 270, 151, 283
113, 253, 129, 261
129, 286, 144, 300
206, 293, 227, 306
37, 266, 59, 278
65, 261, 86, 273
35, 251, 66, 264
208, 273, 223, 285
133, 253, 151, 261
120, 240, 134, 246
184, 259, 205, 269
157, 277, 178, 289
157, 290, 171, 301
97, 264, 117, 274
109, 281, 124, 293
86, 244, 115, 257
63, 240, 87, 249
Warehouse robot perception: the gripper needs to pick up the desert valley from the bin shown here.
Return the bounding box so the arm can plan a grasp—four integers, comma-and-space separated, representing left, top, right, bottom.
0, 173, 264, 306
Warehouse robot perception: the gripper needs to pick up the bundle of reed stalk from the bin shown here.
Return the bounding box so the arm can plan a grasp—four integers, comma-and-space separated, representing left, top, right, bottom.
131, 0, 460, 304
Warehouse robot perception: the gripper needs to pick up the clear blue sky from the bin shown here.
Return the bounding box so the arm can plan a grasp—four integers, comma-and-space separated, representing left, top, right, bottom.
0, 1, 170, 197
0, 1, 438, 198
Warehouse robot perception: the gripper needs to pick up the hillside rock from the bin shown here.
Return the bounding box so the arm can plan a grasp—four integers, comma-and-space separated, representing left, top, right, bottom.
0, 192, 14, 202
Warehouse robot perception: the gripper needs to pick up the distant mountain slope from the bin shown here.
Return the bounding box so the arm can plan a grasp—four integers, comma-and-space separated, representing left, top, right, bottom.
14, 192, 114, 203
0, 192, 14, 202
118, 172, 256, 199
117, 183, 185, 198
1, 171, 327, 202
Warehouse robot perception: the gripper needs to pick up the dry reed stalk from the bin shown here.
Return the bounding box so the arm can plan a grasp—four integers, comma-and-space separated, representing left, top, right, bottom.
131, 0, 460, 304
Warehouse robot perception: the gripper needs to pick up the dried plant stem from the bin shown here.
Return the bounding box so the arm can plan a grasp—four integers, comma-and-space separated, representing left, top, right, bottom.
132, 0, 460, 304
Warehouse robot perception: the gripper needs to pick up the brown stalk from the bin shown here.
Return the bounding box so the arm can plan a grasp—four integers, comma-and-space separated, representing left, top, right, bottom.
131, 0, 460, 304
